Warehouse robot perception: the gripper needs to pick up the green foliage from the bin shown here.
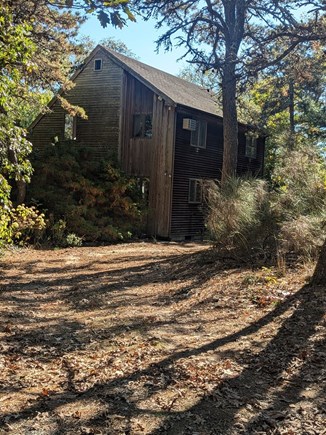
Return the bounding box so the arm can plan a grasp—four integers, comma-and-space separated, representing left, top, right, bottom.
0, 174, 11, 207
9, 205, 45, 244
49, 219, 68, 247
48, 218, 83, 247
30, 141, 145, 244
18, 91, 53, 129
0, 190, 45, 247
0, 5, 35, 197
0, 123, 33, 183
272, 148, 326, 218
239, 43, 326, 179
0, 174, 11, 246
66, 233, 83, 247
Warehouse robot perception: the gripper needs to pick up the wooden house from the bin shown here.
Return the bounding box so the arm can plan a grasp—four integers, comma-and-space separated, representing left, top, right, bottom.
30, 45, 265, 240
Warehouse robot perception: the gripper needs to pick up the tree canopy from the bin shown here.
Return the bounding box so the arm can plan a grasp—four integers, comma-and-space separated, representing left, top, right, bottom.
0, 0, 135, 206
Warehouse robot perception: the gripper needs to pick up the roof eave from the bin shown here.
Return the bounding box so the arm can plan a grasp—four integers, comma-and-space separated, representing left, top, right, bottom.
176, 104, 223, 121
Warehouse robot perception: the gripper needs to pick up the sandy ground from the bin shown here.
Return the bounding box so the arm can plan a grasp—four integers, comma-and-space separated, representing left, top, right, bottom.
0, 242, 325, 434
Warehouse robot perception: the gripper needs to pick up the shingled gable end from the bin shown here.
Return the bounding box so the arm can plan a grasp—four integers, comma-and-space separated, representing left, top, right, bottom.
30, 45, 265, 240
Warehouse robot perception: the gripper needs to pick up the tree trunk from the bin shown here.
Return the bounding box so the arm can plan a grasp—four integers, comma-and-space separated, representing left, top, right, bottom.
288, 77, 295, 149
221, 60, 238, 185
311, 240, 326, 285
8, 147, 26, 205
15, 179, 27, 205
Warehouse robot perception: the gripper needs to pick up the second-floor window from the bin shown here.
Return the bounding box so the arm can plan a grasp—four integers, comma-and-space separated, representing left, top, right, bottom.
64, 114, 76, 140
94, 59, 102, 71
191, 120, 207, 149
133, 114, 153, 139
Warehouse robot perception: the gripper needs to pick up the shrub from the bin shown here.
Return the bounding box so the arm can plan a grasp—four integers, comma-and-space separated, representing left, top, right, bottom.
0, 174, 46, 247
205, 177, 275, 260
205, 148, 326, 262
10, 204, 46, 244
279, 215, 325, 259
272, 148, 326, 259
272, 148, 326, 219
0, 174, 12, 246
29, 141, 145, 243
66, 233, 83, 247
0, 203, 45, 247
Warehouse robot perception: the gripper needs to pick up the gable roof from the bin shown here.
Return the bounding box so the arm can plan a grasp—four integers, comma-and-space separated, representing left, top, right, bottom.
101, 46, 223, 118
30, 45, 223, 131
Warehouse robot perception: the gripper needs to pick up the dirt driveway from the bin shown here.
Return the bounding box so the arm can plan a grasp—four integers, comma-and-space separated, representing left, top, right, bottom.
0, 242, 325, 434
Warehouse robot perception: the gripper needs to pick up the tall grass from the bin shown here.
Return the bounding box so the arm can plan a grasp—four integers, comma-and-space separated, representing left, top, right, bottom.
205, 148, 326, 262
205, 177, 275, 260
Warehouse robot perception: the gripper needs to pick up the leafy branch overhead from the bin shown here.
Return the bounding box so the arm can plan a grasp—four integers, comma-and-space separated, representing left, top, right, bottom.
63, 0, 136, 27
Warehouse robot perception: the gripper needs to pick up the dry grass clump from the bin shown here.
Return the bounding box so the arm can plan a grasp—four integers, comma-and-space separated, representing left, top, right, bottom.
205, 177, 275, 261
205, 149, 326, 262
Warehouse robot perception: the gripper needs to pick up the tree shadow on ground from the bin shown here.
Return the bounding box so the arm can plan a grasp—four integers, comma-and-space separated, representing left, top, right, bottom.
1, 281, 324, 433
0, 245, 324, 434
150, 282, 326, 434
1, 245, 232, 366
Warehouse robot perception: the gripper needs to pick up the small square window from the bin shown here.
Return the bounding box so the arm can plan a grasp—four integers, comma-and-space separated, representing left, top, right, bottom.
133, 114, 153, 139
191, 120, 207, 149
188, 179, 202, 204
245, 135, 257, 159
94, 59, 102, 71
64, 114, 76, 140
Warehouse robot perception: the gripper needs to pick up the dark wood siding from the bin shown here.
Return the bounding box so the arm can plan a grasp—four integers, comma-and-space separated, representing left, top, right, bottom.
171, 108, 265, 240
120, 73, 175, 237
30, 47, 123, 159
171, 109, 223, 239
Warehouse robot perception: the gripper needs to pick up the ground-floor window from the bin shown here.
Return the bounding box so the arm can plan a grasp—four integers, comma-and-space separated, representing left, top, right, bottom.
188, 178, 202, 204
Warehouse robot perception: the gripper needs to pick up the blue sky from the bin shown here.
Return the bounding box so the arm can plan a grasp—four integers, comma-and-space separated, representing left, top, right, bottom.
79, 15, 189, 75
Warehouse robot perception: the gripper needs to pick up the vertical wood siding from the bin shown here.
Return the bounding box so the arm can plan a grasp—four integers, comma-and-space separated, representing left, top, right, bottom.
120, 73, 175, 237
30, 48, 123, 159
171, 109, 265, 240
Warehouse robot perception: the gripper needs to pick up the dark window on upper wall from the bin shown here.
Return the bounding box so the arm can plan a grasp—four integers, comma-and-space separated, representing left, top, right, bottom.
191, 120, 207, 149
64, 114, 76, 140
188, 178, 202, 204
245, 135, 258, 158
133, 114, 153, 138
94, 59, 102, 71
